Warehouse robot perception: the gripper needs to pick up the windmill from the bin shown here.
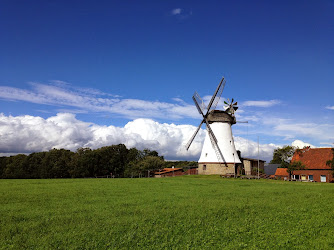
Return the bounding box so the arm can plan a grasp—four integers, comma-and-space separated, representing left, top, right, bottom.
186, 77, 241, 175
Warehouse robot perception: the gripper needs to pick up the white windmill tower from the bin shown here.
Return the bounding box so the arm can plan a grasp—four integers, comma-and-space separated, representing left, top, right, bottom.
186, 77, 241, 176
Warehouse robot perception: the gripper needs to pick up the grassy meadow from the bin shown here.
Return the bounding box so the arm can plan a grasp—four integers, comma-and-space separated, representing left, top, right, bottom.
1, 176, 333, 249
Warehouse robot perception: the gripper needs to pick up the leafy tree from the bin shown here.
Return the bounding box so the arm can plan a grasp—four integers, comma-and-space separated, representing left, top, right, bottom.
3, 154, 28, 178
0, 157, 8, 178
94, 144, 129, 177
141, 156, 164, 171
69, 148, 93, 178
127, 148, 142, 162
26, 152, 47, 178
270, 145, 296, 167
136, 155, 165, 177
0, 144, 167, 179
40, 149, 74, 178
124, 148, 142, 178
142, 149, 164, 160
124, 148, 166, 178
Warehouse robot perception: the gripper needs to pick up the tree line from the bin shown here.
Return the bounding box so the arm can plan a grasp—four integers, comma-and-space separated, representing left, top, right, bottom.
0, 144, 197, 179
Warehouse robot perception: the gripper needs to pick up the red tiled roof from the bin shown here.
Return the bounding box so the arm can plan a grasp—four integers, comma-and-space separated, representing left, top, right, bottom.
275, 168, 289, 176
154, 168, 183, 175
291, 148, 333, 170
163, 168, 182, 172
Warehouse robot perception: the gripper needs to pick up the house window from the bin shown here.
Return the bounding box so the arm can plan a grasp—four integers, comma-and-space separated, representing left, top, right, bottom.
308, 175, 313, 181
320, 175, 326, 182
203, 165, 207, 171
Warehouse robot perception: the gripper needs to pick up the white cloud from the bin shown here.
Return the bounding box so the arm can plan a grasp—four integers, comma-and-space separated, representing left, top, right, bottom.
242, 114, 334, 146
0, 82, 199, 121
274, 122, 334, 141
171, 8, 182, 15
291, 140, 315, 149
234, 137, 278, 162
0, 113, 204, 160
170, 8, 192, 19
242, 100, 280, 107
0, 113, 94, 153
326, 106, 334, 110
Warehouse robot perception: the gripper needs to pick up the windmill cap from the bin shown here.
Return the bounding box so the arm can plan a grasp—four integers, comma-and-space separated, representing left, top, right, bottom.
207, 110, 236, 124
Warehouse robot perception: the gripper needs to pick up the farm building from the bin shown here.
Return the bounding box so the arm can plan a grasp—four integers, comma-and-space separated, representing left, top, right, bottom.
154, 168, 184, 177
274, 168, 289, 180
242, 158, 265, 176
290, 147, 333, 183
184, 166, 198, 175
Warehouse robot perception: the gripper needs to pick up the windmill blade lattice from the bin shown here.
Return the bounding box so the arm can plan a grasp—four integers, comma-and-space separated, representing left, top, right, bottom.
206, 77, 226, 112
186, 76, 226, 165
211, 78, 226, 111
185, 119, 204, 150
193, 92, 207, 114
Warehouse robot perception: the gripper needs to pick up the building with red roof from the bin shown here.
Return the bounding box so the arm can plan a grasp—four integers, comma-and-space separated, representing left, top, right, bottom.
154, 168, 184, 177
291, 147, 333, 183
274, 168, 289, 180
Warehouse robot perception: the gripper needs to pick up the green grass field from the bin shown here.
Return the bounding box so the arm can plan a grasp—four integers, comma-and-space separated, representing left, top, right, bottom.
1, 176, 333, 249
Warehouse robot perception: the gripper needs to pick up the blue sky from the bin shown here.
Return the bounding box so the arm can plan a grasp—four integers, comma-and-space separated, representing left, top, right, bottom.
0, 0, 333, 161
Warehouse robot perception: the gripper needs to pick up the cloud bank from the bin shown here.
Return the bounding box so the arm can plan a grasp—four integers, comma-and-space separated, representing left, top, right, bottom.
0, 113, 278, 161
0, 113, 203, 160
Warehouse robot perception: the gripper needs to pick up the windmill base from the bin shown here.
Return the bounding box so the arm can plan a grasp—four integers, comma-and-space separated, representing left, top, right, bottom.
198, 162, 237, 176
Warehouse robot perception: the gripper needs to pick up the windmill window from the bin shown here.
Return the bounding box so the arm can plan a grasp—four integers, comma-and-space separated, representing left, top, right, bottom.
203, 165, 207, 171
320, 175, 326, 182
230, 140, 232, 145
205, 153, 208, 157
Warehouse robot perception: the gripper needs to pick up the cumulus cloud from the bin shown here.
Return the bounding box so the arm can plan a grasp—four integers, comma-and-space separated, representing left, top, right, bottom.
326, 106, 334, 110
234, 137, 278, 162
242, 100, 280, 107
0, 113, 204, 160
291, 140, 315, 149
